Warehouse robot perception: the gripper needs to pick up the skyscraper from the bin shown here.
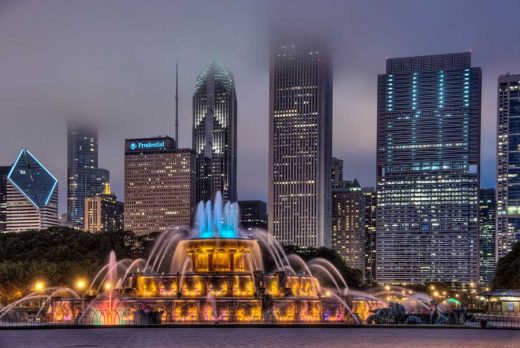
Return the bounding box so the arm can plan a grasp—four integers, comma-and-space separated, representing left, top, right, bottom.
124, 137, 196, 235
192, 61, 237, 203
496, 73, 520, 259
84, 183, 124, 233
376, 52, 481, 284
269, 41, 333, 248
6, 149, 58, 232
479, 188, 496, 284
363, 187, 377, 285
332, 179, 365, 275
67, 120, 109, 228
239, 200, 267, 233
0, 166, 11, 232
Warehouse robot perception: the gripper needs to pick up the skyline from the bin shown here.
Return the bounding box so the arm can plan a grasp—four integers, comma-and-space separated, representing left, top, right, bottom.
0, 0, 518, 213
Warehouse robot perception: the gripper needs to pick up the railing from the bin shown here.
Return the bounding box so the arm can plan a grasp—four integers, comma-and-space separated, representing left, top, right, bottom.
0, 310, 519, 328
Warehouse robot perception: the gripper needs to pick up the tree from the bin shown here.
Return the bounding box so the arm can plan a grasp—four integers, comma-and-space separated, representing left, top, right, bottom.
493, 241, 520, 290
0, 227, 154, 305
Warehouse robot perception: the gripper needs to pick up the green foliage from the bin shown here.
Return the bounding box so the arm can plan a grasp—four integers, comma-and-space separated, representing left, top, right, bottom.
0, 227, 154, 305
281, 245, 364, 289
493, 241, 520, 290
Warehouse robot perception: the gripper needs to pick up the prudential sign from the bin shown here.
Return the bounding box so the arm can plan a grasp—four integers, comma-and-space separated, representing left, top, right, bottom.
129, 140, 166, 151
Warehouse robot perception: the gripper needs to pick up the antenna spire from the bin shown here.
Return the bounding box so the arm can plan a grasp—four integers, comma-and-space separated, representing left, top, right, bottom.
175, 59, 179, 149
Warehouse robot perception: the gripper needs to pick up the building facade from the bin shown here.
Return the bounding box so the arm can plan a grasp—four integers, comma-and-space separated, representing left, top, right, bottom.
376, 52, 481, 284
0, 166, 10, 233
84, 183, 124, 233
124, 137, 196, 235
6, 149, 58, 232
332, 179, 365, 275
332, 157, 344, 185
67, 120, 109, 228
269, 41, 333, 248
238, 200, 267, 234
363, 187, 377, 285
479, 188, 496, 284
496, 74, 520, 259
192, 61, 237, 203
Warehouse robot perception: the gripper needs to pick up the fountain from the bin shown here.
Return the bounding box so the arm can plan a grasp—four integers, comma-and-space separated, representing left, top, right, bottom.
1, 192, 384, 325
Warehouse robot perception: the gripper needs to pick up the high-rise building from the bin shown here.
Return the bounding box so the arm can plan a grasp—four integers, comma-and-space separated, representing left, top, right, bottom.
239, 200, 267, 234
6, 149, 58, 232
363, 187, 377, 285
332, 157, 344, 184
269, 41, 333, 248
0, 166, 11, 232
479, 188, 496, 284
332, 178, 365, 275
67, 120, 109, 228
192, 61, 237, 203
124, 137, 196, 235
376, 52, 481, 284
496, 74, 520, 259
84, 183, 124, 233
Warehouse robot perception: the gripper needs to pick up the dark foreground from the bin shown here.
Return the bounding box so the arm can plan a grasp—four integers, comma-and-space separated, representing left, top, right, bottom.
1, 328, 519, 348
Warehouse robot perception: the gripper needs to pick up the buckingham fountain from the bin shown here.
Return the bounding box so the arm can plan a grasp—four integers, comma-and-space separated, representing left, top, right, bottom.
4, 192, 376, 325
14, 192, 472, 326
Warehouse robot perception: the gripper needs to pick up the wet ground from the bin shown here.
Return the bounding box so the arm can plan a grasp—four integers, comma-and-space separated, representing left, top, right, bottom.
1, 327, 519, 348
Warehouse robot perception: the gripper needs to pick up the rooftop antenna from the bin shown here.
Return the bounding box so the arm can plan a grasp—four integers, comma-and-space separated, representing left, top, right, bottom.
175, 59, 179, 149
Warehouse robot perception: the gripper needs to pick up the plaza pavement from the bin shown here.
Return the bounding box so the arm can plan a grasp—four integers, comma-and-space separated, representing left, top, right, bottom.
0, 327, 519, 348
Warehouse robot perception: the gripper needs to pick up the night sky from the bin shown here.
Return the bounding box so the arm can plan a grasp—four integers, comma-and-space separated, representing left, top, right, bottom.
0, 0, 517, 213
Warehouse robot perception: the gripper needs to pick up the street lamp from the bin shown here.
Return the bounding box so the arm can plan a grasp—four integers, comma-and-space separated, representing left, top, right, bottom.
34, 280, 45, 292
75, 278, 87, 292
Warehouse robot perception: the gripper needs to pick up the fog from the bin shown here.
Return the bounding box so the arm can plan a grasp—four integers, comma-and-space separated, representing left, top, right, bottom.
0, 0, 516, 212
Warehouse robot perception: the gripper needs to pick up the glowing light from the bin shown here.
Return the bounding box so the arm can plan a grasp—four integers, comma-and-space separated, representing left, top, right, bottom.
104, 282, 112, 291
34, 281, 45, 292
75, 278, 87, 291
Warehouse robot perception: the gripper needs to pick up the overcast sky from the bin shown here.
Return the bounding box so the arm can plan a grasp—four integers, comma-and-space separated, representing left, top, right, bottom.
0, 0, 517, 213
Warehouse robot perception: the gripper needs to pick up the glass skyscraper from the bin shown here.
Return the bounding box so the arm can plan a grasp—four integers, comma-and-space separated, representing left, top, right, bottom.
269, 41, 333, 248
376, 52, 481, 284
479, 188, 496, 284
6, 148, 58, 232
496, 74, 520, 259
67, 120, 109, 228
192, 61, 237, 203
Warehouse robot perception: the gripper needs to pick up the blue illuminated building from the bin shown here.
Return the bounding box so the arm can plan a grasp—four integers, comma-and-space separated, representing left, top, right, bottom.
376, 52, 481, 284
6, 148, 59, 232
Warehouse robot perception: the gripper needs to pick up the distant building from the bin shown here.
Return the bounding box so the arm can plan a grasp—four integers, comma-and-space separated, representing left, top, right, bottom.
124, 136, 196, 235
67, 120, 109, 228
332, 157, 344, 185
84, 183, 124, 233
496, 74, 520, 259
0, 166, 10, 232
376, 52, 481, 284
269, 40, 333, 248
479, 188, 496, 284
332, 178, 365, 276
239, 200, 267, 234
363, 187, 377, 285
193, 61, 237, 203
6, 149, 58, 232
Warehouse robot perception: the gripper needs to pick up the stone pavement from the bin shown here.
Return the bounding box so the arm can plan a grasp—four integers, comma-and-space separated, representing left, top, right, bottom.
0, 327, 519, 348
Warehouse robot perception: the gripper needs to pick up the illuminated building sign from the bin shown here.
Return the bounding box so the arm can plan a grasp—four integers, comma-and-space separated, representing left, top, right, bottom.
125, 137, 176, 154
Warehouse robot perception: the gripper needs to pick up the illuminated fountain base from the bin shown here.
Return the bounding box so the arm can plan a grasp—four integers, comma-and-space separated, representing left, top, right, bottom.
50, 238, 355, 324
